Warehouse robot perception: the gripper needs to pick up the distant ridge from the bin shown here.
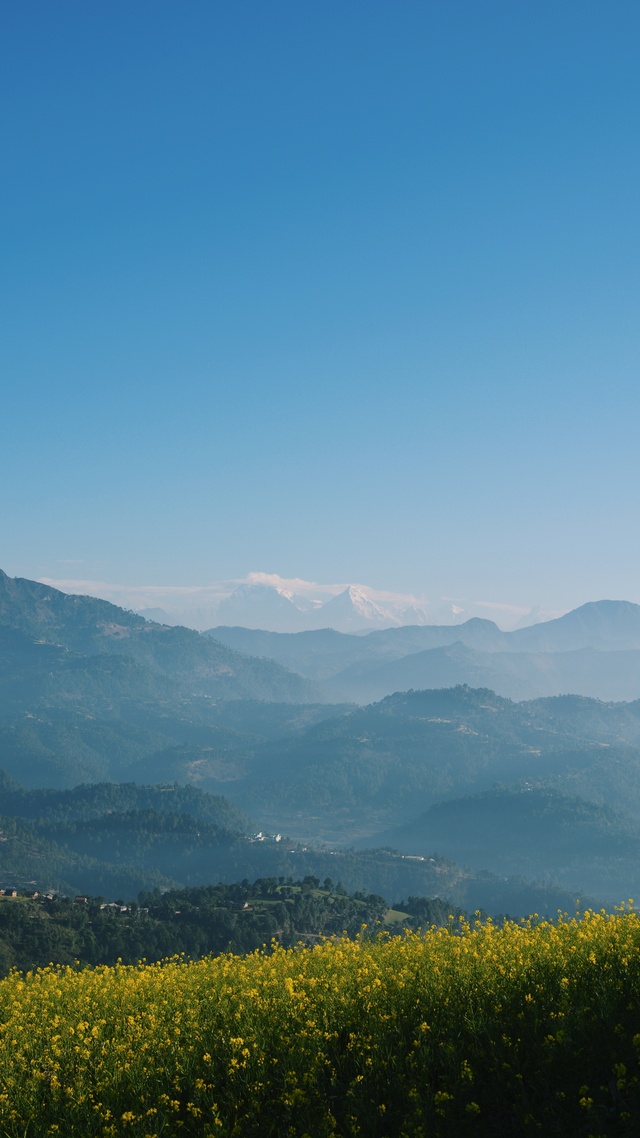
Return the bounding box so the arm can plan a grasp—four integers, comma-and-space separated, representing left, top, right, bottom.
209, 599, 640, 703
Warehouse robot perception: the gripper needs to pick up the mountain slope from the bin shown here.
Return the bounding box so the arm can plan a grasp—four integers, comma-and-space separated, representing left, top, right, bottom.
0, 693, 348, 789
0, 776, 585, 918
0, 570, 322, 704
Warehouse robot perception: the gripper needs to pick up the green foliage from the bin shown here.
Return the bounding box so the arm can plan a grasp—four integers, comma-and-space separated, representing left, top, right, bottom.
0, 809, 174, 896
0, 879, 393, 975
0, 782, 249, 900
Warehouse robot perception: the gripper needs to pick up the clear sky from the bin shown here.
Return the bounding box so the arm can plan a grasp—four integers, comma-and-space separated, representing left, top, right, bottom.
2, 0, 639, 614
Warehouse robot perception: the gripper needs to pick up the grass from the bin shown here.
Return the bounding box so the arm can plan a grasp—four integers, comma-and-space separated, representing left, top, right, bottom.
1, 909, 640, 1135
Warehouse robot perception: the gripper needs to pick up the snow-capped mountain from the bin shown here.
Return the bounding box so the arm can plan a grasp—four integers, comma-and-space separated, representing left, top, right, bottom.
214, 582, 429, 633
307, 586, 406, 631
215, 583, 309, 632
39, 571, 553, 633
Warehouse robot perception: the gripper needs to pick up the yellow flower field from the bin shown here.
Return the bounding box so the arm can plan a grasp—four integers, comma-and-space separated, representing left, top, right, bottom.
1, 911, 640, 1136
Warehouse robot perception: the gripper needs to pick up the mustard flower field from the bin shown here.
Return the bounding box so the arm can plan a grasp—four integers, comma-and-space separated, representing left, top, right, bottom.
2, 911, 640, 1137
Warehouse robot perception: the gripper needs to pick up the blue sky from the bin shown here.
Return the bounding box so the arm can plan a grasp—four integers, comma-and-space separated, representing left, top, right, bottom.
2, 0, 639, 614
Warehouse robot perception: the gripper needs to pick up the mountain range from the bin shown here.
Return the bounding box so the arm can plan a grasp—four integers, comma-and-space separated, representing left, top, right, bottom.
6, 567, 640, 914
43, 573, 551, 632
213, 582, 432, 632
210, 599, 640, 703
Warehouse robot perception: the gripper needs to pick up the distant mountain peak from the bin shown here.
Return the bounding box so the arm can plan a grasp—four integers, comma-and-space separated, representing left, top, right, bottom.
203, 578, 429, 634
214, 582, 309, 632
308, 586, 403, 631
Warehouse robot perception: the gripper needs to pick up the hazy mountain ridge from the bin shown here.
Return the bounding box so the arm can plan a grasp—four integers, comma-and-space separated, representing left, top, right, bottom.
509, 600, 640, 652
209, 600, 640, 703
325, 643, 640, 704
0, 698, 348, 790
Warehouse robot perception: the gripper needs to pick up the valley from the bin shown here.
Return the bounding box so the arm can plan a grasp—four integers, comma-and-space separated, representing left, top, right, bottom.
2, 569, 640, 929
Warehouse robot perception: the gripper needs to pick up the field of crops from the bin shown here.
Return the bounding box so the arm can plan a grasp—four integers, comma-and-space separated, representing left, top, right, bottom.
1, 910, 640, 1136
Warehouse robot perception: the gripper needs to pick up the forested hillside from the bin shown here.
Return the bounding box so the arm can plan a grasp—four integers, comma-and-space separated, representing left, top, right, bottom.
0, 877, 423, 975
0, 776, 585, 918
